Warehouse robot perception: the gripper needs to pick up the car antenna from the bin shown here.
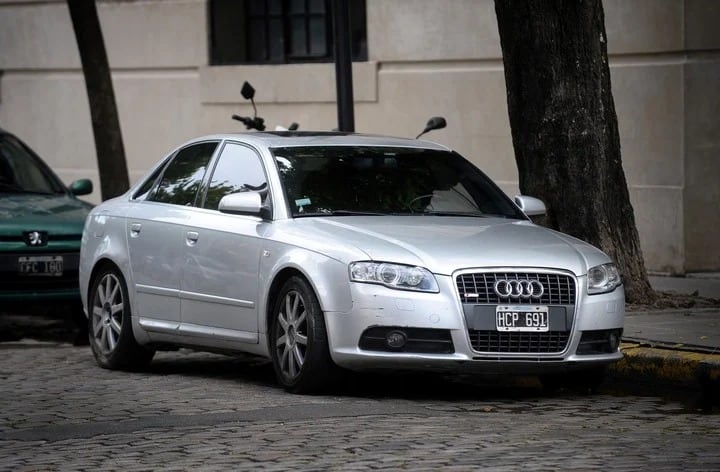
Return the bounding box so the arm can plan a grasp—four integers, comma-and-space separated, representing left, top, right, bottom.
416, 116, 447, 139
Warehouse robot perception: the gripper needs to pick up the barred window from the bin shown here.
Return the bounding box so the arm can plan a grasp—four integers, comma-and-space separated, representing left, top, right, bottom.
210, 0, 367, 65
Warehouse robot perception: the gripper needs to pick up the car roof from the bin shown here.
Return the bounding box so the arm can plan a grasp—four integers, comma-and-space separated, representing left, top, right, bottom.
187, 131, 451, 151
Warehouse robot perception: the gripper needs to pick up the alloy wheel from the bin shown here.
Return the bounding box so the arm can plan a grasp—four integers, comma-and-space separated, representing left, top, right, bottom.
91, 273, 124, 354
275, 289, 308, 380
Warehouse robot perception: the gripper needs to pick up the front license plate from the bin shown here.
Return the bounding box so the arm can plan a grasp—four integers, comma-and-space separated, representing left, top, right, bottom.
496, 305, 549, 332
18, 256, 64, 277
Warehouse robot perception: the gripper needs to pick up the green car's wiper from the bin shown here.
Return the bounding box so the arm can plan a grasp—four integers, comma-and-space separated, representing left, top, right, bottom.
0, 182, 37, 193
0, 182, 55, 195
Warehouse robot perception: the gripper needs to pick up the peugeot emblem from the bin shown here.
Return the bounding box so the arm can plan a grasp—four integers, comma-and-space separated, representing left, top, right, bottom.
493, 279, 544, 299
24, 231, 48, 247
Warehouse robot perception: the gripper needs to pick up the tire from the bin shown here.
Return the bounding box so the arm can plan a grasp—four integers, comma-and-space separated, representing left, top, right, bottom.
540, 365, 607, 394
270, 276, 335, 394
88, 266, 154, 370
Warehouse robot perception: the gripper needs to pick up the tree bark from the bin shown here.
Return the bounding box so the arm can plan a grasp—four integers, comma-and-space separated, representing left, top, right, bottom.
494, 0, 655, 304
67, 0, 129, 200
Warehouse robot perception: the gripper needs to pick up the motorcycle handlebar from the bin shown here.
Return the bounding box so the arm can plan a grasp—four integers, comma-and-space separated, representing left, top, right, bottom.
231, 114, 266, 131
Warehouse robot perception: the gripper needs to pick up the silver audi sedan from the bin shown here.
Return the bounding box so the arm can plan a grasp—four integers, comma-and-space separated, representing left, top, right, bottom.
79, 132, 624, 393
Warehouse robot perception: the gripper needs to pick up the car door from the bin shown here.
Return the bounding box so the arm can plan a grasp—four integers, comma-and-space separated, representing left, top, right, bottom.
179, 141, 268, 342
125, 141, 218, 332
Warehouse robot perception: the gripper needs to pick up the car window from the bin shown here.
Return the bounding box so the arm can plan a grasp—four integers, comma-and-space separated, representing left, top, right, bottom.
203, 142, 267, 210
149, 142, 218, 206
0, 135, 64, 195
132, 164, 165, 201
272, 146, 525, 219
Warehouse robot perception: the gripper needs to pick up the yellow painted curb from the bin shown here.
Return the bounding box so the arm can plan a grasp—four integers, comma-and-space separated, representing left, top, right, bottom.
612, 343, 720, 384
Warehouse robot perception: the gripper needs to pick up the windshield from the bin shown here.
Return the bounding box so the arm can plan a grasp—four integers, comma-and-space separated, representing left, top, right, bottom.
0, 134, 65, 195
272, 146, 525, 219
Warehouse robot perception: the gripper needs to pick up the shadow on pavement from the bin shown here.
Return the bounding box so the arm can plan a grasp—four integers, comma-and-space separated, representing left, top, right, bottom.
0, 310, 82, 344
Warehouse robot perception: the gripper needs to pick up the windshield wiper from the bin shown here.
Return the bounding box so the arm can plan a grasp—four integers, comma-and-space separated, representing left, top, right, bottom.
415, 210, 510, 218
0, 182, 56, 195
0, 182, 30, 193
295, 209, 388, 218
329, 210, 388, 216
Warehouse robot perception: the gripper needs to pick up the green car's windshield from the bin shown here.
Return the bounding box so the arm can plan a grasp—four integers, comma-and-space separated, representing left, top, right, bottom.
272, 146, 525, 219
0, 134, 64, 195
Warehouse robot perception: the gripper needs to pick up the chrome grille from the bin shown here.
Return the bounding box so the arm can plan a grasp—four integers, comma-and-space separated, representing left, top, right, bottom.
469, 330, 570, 353
456, 272, 576, 305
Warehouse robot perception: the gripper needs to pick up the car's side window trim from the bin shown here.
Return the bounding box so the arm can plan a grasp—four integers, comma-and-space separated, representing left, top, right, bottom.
197, 140, 272, 216
137, 140, 221, 206
131, 155, 173, 201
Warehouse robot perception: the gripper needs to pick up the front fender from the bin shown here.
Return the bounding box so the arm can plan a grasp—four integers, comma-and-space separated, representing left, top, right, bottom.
258, 244, 352, 336
79, 212, 133, 316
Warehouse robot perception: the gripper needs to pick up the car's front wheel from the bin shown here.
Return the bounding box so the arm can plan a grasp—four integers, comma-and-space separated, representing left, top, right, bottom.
89, 266, 154, 370
270, 276, 335, 393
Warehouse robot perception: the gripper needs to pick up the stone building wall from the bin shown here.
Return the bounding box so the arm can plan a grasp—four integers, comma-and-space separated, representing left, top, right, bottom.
0, 0, 718, 273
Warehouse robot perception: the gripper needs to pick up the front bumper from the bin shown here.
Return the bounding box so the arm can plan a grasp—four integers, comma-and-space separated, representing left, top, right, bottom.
0, 252, 81, 302
325, 271, 625, 374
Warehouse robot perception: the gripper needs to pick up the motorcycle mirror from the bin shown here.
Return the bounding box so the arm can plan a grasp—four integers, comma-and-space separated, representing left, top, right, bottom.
416, 116, 447, 139
241, 81, 256, 100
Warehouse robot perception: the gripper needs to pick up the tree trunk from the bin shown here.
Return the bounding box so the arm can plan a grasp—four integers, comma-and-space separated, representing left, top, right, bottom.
67, 0, 129, 200
494, 0, 655, 304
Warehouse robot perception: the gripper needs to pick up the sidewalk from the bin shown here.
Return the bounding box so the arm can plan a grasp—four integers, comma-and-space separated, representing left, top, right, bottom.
612, 274, 720, 407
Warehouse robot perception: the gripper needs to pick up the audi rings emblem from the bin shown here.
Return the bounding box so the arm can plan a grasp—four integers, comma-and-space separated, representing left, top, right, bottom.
493, 279, 544, 298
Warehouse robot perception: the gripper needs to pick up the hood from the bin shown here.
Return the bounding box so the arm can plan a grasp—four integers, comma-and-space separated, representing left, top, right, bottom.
289, 216, 611, 276
0, 193, 93, 235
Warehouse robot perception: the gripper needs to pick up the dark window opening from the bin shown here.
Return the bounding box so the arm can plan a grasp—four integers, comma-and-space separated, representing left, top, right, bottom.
209, 0, 367, 65
202, 142, 268, 210
149, 142, 219, 207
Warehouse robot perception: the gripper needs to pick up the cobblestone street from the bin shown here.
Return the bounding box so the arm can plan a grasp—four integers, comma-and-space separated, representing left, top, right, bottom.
1, 341, 719, 471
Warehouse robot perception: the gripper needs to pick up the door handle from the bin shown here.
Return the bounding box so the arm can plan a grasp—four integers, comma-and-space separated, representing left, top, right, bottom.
130, 223, 142, 237
186, 231, 199, 246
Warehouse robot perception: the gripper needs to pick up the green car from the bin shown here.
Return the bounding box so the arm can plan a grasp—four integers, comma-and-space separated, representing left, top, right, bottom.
0, 128, 93, 307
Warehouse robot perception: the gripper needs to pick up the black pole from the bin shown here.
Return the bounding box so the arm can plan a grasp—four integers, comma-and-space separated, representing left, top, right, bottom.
332, 0, 355, 132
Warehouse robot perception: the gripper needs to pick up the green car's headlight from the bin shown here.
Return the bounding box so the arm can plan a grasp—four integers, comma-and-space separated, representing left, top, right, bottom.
349, 262, 439, 293
587, 263, 621, 295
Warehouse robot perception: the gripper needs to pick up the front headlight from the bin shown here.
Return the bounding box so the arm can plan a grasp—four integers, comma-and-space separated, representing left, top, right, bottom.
587, 263, 621, 295
349, 261, 439, 293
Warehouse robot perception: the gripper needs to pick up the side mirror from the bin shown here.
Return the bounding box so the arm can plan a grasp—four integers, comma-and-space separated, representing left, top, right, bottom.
69, 178, 93, 196
416, 116, 447, 139
514, 195, 546, 216
218, 192, 270, 219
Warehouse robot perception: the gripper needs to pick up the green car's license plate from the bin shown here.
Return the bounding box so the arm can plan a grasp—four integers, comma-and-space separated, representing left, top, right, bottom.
18, 255, 64, 276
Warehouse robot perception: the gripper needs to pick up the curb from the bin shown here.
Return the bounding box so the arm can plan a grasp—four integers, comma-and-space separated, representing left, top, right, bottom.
612, 342, 720, 407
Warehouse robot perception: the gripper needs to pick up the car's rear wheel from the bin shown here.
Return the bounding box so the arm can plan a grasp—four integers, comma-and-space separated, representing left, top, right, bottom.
270, 276, 334, 394
89, 266, 154, 370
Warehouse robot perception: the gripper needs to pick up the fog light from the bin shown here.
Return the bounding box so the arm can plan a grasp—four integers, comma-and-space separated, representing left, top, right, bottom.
386, 330, 407, 350
609, 331, 620, 351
